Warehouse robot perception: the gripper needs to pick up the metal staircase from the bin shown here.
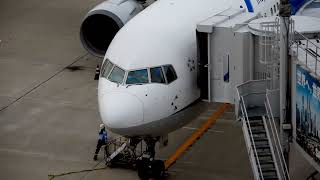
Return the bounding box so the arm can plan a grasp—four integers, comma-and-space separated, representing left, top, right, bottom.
249, 115, 279, 180
236, 80, 290, 180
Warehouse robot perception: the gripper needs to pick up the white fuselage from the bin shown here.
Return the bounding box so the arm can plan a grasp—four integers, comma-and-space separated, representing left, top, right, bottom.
98, 0, 278, 137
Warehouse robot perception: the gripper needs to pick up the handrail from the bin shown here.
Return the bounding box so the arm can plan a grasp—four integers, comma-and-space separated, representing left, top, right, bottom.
293, 31, 320, 76
241, 92, 268, 98
236, 79, 270, 88
265, 99, 289, 180
262, 115, 282, 179
239, 96, 264, 180
236, 80, 269, 108
265, 97, 290, 180
294, 31, 320, 48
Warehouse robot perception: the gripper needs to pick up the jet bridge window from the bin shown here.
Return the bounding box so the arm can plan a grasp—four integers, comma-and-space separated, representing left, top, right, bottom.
101, 60, 114, 78
108, 66, 125, 84
150, 67, 165, 83
163, 65, 177, 83
126, 69, 149, 84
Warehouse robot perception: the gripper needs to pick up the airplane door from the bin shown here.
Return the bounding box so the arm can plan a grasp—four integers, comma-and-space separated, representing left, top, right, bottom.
197, 31, 209, 101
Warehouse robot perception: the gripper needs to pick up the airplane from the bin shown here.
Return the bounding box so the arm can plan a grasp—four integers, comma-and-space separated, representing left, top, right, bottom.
91, 0, 283, 136
79, 0, 309, 178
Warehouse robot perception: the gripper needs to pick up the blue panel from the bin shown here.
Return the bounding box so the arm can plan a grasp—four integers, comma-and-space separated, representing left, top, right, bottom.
296, 65, 320, 166
244, 0, 254, 12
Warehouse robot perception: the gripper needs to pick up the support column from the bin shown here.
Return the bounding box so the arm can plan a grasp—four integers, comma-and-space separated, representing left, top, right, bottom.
279, 0, 292, 168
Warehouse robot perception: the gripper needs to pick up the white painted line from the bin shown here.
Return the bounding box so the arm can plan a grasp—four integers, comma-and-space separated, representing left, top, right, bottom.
182, 126, 224, 133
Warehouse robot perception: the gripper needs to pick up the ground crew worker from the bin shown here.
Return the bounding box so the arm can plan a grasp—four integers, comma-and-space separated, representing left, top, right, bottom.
93, 124, 108, 161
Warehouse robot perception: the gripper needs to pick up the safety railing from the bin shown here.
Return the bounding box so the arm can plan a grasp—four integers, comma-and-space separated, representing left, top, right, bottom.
265, 96, 290, 180
262, 115, 282, 179
104, 137, 145, 163
292, 31, 320, 77
239, 95, 264, 180
104, 137, 127, 160
236, 80, 269, 118
259, 20, 280, 65
259, 19, 282, 90
236, 79, 269, 98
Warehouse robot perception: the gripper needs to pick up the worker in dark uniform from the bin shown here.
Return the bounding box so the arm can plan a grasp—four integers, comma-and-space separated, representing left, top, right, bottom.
93, 124, 108, 161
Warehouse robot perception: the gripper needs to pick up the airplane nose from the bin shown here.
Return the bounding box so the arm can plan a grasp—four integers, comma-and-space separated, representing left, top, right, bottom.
98, 92, 144, 129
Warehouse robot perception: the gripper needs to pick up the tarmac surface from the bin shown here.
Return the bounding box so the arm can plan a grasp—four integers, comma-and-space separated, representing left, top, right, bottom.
0, 0, 318, 179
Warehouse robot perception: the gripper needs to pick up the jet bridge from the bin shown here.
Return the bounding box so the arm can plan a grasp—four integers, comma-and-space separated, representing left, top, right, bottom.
197, 9, 320, 180
196, 8, 258, 103
196, 12, 291, 178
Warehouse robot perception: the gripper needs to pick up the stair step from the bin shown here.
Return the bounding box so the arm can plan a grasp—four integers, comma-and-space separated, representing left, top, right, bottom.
255, 156, 273, 161
249, 116, 263, 120
256, 146, 271, 151
252, 134, 267, 138
249, 120, 263, 125
254, 145, 270, 150
261, 165, 276, 170
257, 152, 272, 157
254, 141, 269, 146
263, 172, 277, 178
263, 175, 279, 180
259, 159, 275, 165
262, 167, 277, 172
249, 119, 263, 122
251, 129, 266, 134
250, 126, 265, 130
257, 146, 271, 150
253, 137, 268, 141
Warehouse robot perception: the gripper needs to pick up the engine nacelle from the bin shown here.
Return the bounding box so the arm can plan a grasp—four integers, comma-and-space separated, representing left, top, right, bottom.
80, 0, 143, 57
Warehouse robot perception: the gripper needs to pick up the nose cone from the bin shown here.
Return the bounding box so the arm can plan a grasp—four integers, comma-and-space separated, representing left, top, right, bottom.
98, 92, 144, 130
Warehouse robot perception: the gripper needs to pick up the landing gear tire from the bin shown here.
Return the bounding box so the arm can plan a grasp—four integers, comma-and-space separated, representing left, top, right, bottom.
137, 158, 150, 180
137, 158, 165, 180
152, 160, 165, 180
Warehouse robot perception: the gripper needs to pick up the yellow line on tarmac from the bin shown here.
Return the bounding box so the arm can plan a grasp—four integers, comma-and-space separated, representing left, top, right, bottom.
164, 103, 230, 170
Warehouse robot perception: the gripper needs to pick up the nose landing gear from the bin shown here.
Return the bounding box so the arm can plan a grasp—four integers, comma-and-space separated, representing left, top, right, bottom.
136, 137, 165, 180
104, 136, 165, 180
137, 158, 165, 180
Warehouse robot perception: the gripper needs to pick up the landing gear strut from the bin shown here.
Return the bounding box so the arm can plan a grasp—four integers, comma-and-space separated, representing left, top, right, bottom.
136, 137, 165, 180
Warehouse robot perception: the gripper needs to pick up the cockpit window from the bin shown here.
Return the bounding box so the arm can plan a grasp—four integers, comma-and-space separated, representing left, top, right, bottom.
100, 61, 177, 86
101, 60, 114, 78
108, 66, 125, 84
150, 67, 165, 83
126, 69, 149, 84
163, 65, 177, 83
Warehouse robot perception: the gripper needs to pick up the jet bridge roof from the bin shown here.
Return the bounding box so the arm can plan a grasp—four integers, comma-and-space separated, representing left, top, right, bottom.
196, 8, 259, 33
296, 0, 320, 18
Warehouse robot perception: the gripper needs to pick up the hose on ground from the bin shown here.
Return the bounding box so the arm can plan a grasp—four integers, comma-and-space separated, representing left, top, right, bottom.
48, 157, 106, 180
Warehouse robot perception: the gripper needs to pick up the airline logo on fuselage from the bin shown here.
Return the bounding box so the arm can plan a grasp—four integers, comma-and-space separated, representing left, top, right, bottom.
244, 0, 254, 12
